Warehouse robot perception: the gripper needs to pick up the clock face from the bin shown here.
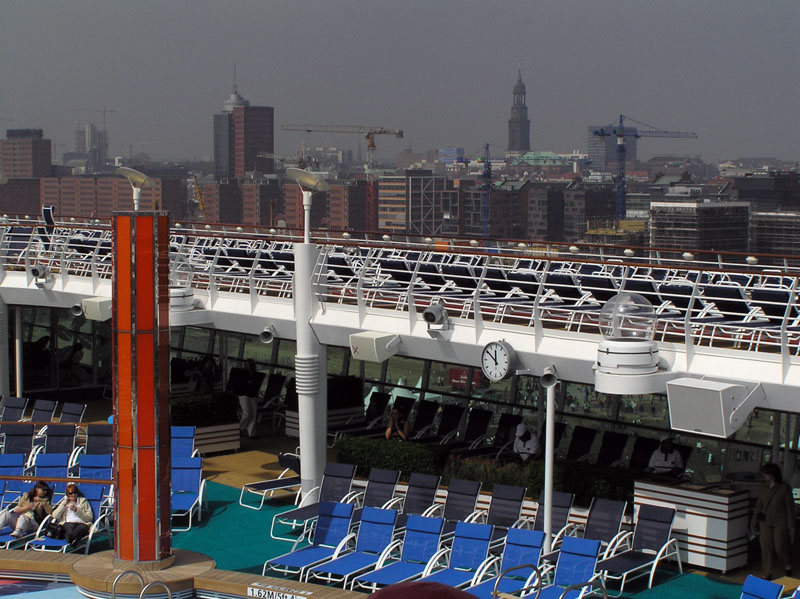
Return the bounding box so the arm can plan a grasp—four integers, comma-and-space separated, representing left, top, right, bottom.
481, 341, 514, 382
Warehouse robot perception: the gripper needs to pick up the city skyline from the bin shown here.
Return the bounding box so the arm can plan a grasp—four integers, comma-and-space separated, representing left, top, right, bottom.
1, 1, 798, 164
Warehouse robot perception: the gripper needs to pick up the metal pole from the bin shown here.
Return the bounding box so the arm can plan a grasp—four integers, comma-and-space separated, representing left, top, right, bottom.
543, 379, 557, 553
0, 298, 10, 397
133, 186, 141, 211
295, 189, 326, 497
14, 306, 23, 397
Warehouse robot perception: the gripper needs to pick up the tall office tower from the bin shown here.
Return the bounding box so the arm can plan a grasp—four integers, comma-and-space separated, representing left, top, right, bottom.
213, 77, 274, 180
586, 126, 638, 171
0, 129, 52, 178
507, 69, 531, 152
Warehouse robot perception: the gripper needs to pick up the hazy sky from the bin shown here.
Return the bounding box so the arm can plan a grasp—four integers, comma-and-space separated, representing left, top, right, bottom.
2, 1, 798, 164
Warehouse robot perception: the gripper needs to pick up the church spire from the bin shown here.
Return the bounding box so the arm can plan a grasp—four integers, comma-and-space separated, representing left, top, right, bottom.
508, 64, 531, 152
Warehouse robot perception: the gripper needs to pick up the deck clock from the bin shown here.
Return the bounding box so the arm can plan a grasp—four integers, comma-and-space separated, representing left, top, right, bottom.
480, 340, 517, 382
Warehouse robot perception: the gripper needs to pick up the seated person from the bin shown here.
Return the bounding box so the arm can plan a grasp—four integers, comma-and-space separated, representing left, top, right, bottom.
513, 422, 540, 463
646, 434, 684, 476
0, 481, 53, 537
51, 483, 94, 546
385, 407, 409, 441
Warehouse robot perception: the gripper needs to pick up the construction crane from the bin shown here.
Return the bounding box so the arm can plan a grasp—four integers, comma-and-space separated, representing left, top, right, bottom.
281, 124, 403, 177
192, 175, 205, 219
70, 107, 115, 133
258, 142, 317, 170
593, 115, 697, 219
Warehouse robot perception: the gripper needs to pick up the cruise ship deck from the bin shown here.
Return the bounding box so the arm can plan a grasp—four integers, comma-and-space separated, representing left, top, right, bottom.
0, 215, 797, 598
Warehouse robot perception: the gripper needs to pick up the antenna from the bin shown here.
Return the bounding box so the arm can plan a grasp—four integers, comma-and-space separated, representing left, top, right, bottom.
233, 61, 238, 93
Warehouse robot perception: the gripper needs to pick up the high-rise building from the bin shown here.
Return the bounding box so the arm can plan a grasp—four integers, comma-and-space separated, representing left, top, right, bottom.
650, 194, 749, 251
1, 129, 52, 178
377, 175, 408, 231
507, 69, 531, 153
587, 126, 638, 171
328, 180, 368, 232
463, 181, 528, 239
407, 173, 459, 236
213, 80, 274, 180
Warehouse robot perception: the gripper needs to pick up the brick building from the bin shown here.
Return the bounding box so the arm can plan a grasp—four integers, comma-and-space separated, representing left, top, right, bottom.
1, 129, 52, 178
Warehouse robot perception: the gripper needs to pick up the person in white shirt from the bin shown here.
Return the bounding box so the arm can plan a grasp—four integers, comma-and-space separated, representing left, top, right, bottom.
646, 435, 684, 476
51, 483, 94, 546
513, 422, 540, 463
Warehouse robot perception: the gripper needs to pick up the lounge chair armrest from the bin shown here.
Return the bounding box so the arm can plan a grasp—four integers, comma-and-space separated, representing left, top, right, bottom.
606, 530, 633, 555
471, 555, 501, 586
464, 508, 487, 523
298, 486, 320, 507
553, 523, 572, 545
366, 415, 384, 428
468, 433, 489, 450
439, 430, 458, 445
332, 532, 357, 558
422, 547, 450, 577
413, 424, 433, 439
383, 496, 404, 510
421, 503, 444, 517
341, 490, 364, 505
516, 515, 535, 529
377, 538, 403, 567
493, 441, 513, 462
290, 527, 313, 552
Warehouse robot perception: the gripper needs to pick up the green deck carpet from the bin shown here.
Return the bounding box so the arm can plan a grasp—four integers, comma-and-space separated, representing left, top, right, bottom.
628, 573, 742, 599
172, 481, 305, 573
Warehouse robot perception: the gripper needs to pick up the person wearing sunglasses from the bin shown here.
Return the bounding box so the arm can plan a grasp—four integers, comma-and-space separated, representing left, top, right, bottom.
52, 483, 93, 546
0, 480, 53, 537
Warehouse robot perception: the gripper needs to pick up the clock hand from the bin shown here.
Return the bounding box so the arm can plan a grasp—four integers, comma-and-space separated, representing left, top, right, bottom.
492, 350, 498, 365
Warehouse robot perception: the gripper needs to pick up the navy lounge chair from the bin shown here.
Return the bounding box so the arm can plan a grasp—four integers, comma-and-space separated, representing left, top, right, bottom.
239, 452, 301, 510
423, 478, 481, 537
385, 472, 441, 530
270, 462, 357, 541
466, 483, 527, 544
596, 504, 682, 596
345, 467, 401, 525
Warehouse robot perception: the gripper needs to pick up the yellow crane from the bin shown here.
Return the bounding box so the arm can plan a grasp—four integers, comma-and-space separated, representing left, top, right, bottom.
281, 124, 403, 177
192, 175, 205, 219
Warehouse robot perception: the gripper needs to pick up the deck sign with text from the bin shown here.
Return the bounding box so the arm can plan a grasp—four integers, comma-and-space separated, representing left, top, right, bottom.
247, 582, 314, 599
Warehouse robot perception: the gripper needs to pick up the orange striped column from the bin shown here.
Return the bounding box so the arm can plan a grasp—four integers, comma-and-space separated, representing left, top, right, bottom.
113, 211, 171, 563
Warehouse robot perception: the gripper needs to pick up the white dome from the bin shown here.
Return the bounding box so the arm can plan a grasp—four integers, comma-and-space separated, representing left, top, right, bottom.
598, 293, 657, 341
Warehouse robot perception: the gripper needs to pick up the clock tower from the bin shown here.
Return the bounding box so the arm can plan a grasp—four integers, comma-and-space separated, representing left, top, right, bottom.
507, 68, 531, 152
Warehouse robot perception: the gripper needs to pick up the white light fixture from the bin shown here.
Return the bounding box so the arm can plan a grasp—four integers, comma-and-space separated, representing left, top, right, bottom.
623, 248, 635, 257
204, 224, 211, 230
469, 239, 479, 247
424, 237, 434, 244
342, 232, 351, 240
117, 166, 156, 210
382, 234, 391, 241
682, 252, 694, 261
175, 223, 182, 228
517, 242, 527, 249
235, 226, 243, 233
746, 256, 758, 265
269, 228, 277, 235
569, 245, 580, 254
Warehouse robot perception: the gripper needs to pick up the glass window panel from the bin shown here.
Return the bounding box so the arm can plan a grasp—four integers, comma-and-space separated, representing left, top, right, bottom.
55, 308, 93, 388
276, 339, 297, 369
225, 332, 244, 361
732, 408, 776, 446
327, 347, 347, 377
429, 362, 469, 396
182, 327, 213, 355
349, 358, 383, 382
385, 356, 424, 389
471, 374, 514, 403
242, 335, 275, 365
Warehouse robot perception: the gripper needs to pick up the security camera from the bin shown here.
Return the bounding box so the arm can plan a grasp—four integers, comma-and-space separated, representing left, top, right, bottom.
259, 325, 276, 344
422, 301, 448, 326
70, 304, 84, 317
541, 365, 558, 388
30, 265, 49, 280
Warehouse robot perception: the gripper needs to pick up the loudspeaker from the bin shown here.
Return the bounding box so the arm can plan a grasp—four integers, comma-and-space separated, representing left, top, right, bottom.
541, 366, 558, 388
81, 297, 112, 321
259, 325, 276, 344
666, 378, 762, 438
70, 304, 84, 317
349, 332, 400, 363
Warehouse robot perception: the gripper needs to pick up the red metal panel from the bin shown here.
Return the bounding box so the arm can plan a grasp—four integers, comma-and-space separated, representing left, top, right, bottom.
116, 447, 134, 560
137, 447, 157, 561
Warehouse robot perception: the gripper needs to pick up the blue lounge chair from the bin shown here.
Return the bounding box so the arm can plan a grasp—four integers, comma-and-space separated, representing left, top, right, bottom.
536, 536, 602, 599
0, 454, 26, 509
74, 453, 113, 517
171, 456, 205, 531
31, 452, 70, 502
270, 462, 357, 542
305, 507, 398, 587
352, 515, 444, 593
416, 521, 493, 588
464, 528, 545, 599
171, 426, 198, 458
740, 575, 783, 599
25, 484, 108, 554
596, 504, 682, 596
264, 501, 354, 580
239, 452, 301, 510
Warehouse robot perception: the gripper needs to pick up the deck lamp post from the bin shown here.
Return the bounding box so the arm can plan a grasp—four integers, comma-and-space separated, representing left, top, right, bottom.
540, 365, 559, 554
285, 168, 330, 496
118, 167, 156, 210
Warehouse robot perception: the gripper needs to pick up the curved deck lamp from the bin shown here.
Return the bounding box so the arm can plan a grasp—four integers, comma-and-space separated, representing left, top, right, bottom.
285, 168, 330, 495
117, 166, 156, 210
